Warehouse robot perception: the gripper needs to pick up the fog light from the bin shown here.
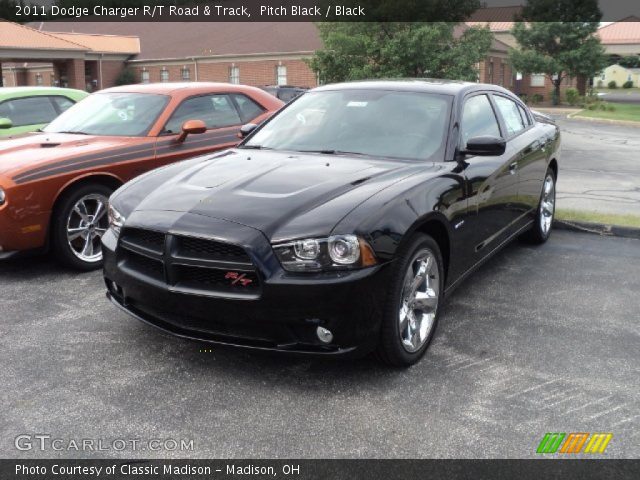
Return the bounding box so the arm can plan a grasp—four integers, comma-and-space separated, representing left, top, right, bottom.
316, 326, 333, 344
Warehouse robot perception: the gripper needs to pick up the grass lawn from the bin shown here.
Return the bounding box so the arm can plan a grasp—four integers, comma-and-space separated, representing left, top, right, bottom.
556, 209, 640, 228
574, 103, 640, 122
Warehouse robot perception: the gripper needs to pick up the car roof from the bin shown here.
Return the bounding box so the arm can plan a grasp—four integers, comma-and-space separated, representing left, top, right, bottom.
312, 79, 513, 97
0, 86, 87, 98
101, 82, 266, 97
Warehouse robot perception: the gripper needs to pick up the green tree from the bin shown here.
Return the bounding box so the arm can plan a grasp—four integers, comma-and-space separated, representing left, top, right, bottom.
618, 56, 640, 68
309, 23, 493, 84
509, 0, 608, 104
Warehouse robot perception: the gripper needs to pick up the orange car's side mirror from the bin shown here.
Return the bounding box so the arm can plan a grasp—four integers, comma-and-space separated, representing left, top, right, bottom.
177, 119, 207, 142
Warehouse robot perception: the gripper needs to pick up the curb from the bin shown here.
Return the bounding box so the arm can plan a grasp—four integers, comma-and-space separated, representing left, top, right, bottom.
534, 108, 581, 115
554, 219, 640, 240
566, 111, 640, 127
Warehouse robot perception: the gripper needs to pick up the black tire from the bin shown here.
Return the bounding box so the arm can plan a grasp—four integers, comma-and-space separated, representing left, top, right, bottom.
51, 183, 113, 271
520, 168, 556, 244
375, 233, 444, 367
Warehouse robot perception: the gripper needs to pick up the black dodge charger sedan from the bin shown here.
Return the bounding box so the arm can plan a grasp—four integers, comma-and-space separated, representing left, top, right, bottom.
103, 80, 559, 366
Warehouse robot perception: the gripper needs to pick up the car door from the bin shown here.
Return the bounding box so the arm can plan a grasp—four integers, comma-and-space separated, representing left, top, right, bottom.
491, 93, 546, 216
458, 93, 521, 257
153, 93, 256, 168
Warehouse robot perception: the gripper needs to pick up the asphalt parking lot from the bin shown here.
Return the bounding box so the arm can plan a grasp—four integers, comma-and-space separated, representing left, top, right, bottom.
551, 115, 640, 215
1, 230, 639, 459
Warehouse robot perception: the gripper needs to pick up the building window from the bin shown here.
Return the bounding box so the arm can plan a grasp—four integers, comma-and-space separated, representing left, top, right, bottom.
141, 70, 150, 84
35, 73, 43, 86
160, 68, 169, 83
229, 66, 240, 84
181, 67, 190, 81
276, 65, 287, 86
487, 61, 494, 84
530, 74, 546, 87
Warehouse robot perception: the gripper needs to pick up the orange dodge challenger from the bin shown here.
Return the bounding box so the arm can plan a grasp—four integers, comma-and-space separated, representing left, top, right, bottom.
0, 82, 283, 269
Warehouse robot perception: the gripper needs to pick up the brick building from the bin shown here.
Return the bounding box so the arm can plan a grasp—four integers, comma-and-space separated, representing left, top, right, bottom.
0, 20, 139, 90
11, 21, 321, 89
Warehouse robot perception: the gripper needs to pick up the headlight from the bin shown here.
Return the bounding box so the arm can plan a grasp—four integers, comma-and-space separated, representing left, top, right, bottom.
0, 187, 5, 206
107, 203, 126, 236
274, 234, 377, 272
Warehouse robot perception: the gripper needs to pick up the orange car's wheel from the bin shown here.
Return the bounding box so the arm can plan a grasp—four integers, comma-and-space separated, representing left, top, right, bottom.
52, 183, 113, 271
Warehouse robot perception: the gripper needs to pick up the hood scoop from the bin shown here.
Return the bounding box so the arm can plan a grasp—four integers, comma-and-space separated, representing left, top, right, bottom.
40, 142, 61, 148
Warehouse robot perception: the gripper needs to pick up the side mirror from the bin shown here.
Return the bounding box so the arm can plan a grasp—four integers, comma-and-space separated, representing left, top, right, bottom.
177, 119, 207, 142
461, 135, 506, 156
238, 123, 257, 139
0, 118, 13, 129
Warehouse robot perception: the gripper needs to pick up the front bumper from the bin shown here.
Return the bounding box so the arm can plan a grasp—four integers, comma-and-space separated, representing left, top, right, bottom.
103, 212, 391, 356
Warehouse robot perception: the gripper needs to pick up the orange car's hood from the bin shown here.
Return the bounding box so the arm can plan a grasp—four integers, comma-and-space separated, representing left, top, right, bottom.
0, 132, 152, 178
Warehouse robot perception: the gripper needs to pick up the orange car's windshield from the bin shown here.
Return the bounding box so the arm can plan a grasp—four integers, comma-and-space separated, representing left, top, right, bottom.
44, 92, 169, 137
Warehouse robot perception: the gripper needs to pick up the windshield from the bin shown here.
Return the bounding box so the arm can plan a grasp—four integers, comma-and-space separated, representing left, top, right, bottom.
44, 92, 168, 136
244, 89, 452, 161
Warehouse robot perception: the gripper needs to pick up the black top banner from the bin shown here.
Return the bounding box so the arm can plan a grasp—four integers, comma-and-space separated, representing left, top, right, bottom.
5, 0, 640, 22
2, 459, 640, 480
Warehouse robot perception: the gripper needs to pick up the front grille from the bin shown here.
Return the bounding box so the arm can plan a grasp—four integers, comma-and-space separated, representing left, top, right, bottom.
174, 265, 260, 293
121, 228, 165, 254
118, 228, 260, 297
175, 236, 251, 263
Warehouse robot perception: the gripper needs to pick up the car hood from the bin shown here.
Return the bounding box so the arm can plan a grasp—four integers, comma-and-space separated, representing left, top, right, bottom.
0, 132, 150, 177
125, 149, 432, 241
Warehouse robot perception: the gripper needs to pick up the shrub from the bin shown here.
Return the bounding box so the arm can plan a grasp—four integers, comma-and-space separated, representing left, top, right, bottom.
518, 93, 529, 104
607, 80, 617, 89
607, 104, 616, 112
565, 88, 580, 106
115, 68, 137, 86
532, 93, 544, 104
587, 103, 597, 110
622, 80, 634, 89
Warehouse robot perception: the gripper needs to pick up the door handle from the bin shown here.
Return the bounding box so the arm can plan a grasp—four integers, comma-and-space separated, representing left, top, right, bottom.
509, 161, 518, 174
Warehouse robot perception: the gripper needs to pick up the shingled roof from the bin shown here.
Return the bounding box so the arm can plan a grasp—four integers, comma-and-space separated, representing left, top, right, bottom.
33, 22, 322, 60
0, 20, 85, 51
598, 18, 640, 45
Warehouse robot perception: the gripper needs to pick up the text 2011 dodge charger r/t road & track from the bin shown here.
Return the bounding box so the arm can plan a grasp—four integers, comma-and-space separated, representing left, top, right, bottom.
103, 80, 560, 366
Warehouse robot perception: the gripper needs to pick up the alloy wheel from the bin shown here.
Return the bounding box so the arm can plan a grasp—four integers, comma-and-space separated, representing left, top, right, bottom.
66, 193, 109, 263
540, 174, 555, 235
398, 248, 440, 353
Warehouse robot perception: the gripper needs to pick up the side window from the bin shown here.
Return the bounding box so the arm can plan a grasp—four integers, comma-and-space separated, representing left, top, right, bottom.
0, 97, 58, 127
51, 96, 75, 113
0, 101, 11, 119
460, 94, 501, 146
232, 94, 265, 123
493, 95, 526, 137
517, 104, 531, 126
164, 94, 242, 134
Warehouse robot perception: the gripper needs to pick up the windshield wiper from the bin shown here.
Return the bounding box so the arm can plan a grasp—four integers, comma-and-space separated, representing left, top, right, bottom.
298, 149, 372, 157
55, 130, 89, 135
240, 145, 271, 150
